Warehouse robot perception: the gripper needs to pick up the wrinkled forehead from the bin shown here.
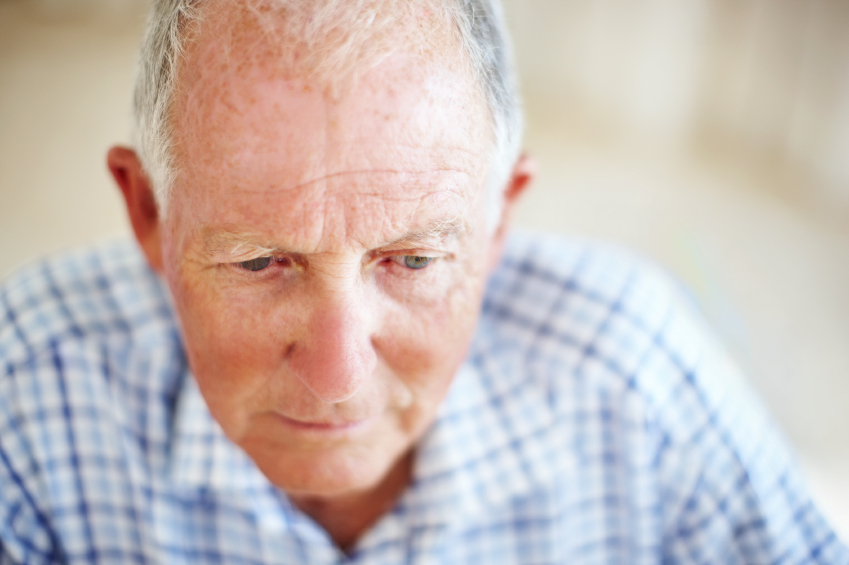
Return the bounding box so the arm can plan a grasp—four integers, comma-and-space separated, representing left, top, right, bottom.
167, 0, 494, 203
164, 0, 495, 242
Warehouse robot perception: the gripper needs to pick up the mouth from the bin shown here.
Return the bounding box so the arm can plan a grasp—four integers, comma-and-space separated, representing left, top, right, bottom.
275, 414, 377, 433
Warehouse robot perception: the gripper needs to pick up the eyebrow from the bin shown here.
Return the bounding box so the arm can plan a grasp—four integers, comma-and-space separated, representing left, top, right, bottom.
201, 231, 284, 261
201, 218, 467, 260
375, 218, 467, 250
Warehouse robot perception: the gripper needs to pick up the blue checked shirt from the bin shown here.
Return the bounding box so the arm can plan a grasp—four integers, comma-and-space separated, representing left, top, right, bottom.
1, 232, 846, 564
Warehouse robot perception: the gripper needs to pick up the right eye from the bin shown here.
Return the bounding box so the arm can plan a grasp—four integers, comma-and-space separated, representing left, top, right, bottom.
237, 257, 273, 271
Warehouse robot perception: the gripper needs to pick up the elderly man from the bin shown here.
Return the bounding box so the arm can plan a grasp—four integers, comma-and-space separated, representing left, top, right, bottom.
0, 0, 846, 562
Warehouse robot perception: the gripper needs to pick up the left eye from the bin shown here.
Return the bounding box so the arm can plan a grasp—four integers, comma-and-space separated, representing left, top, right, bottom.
402, 256, 433, 270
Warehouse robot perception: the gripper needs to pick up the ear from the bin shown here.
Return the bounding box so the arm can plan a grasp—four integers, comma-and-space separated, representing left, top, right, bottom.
486, 153, 536, 272
107, 146, 164, 273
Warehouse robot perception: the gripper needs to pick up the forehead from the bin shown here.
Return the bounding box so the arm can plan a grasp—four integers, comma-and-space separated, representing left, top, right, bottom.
168, 0, 493, 251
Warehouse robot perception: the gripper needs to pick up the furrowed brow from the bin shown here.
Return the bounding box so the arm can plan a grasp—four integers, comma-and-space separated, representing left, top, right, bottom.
200, 217, 467, 260
380, 217, 467, 249
202, 231, 283, 261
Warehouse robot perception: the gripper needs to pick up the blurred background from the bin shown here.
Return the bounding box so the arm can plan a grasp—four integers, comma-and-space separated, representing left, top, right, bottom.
1, 0, 847, 538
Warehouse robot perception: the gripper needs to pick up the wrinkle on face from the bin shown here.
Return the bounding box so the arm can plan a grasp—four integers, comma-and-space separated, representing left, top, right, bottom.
183, 172, 472, 264
171, 0, 489, 212
161, 0, 496, 503
199, 212, 467, 263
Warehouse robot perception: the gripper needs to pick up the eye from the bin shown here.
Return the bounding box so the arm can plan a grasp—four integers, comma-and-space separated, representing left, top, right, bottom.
402, 256, 433, 270
237, 257, 273, 271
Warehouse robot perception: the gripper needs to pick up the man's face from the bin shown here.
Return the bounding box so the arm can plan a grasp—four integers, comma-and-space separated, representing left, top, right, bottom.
158, 8, 500, 498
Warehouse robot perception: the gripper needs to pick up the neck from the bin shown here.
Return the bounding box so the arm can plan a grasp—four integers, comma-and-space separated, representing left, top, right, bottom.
289, 451, 414, 552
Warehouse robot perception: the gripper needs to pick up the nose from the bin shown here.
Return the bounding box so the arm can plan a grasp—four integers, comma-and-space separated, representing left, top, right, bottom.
288, 296, 378, 404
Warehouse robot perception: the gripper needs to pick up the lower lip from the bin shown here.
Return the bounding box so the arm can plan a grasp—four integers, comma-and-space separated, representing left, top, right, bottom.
275, 414, 377, 435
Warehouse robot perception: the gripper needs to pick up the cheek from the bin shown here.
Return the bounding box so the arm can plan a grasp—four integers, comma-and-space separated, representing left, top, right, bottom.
376, 257, 486, 393
168, 272, 296, 408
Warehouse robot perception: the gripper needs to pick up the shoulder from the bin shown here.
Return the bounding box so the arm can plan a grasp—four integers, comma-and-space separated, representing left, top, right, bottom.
0, 238, 182, 443
480, 230, 701, 406
0, 239, 183, 429
0, 238, 183, 470
479, 230, 771, 448
0, 240, 184, 561
476, 231, 848, 563
0, 238, 173, 370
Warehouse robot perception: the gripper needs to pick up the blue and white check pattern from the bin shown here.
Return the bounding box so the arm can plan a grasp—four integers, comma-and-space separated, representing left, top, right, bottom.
1, 233, 846, 564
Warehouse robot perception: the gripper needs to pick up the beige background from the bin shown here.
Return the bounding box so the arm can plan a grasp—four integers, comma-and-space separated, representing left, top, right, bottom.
1, 0, 847, 539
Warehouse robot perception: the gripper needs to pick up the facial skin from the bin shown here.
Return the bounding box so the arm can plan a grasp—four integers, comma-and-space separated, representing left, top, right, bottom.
108, 0, 533, 549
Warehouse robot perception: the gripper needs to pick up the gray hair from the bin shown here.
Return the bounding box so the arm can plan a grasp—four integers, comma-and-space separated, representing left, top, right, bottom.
132, 0, 523, 222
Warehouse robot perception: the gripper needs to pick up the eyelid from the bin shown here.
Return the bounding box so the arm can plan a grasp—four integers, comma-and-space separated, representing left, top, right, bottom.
372, 243, 446, 258
385, 248, 455, 263
372, 249, 436, 264
215, 251, 273, 265
224, 250, 302, 264
228, 255, 297, 275
380, 254, 434, 270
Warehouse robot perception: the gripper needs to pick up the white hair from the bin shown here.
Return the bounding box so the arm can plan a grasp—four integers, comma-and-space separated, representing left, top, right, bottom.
132, 0, 523, 224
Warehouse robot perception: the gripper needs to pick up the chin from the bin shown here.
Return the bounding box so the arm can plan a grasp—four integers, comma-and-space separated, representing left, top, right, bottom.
249, 444, 403, 499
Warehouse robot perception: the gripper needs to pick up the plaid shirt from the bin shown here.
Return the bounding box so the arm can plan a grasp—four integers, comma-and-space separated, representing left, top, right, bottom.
1, 233, 846, 564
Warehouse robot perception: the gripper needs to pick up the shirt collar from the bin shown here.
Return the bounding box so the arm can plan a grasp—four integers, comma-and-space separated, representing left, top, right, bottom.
400, 325, 568, 530
170, 370, 267, 492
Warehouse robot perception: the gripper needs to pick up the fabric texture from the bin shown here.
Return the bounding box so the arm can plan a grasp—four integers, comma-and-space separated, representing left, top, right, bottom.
0, 233, 846, 564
